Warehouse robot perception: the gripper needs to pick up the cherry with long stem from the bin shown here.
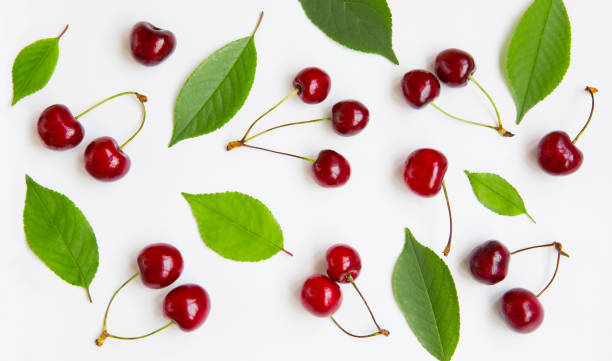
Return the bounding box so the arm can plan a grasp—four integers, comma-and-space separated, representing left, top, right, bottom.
573, 86, 598, 144
441, 181, 453, 256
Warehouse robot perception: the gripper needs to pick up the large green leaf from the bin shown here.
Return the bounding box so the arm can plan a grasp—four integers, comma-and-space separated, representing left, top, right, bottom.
170, 35, 257, 146
298, 0, 398, 64
505, 0, 571, 124
23, 175, 99, 301
182, 192, 286, 262
392, 228, 460, 361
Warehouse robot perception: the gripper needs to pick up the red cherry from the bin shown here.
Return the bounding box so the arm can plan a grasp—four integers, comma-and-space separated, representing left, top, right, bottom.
401, 70, 441, 108
137, 243, 184, 289
500, 288, 544, 333
403, 148, 448, 197
536, 131, 583, 175
84, 136, 131, 181
293, 67, 331, 104
37, 104, 84, 150
312, 149, 351, 187
331, 100, 369, 136
434, 48, 476, 86
468, 240, 510, 285
300, 274, 342, 317
325, 244, 362, 283
163, 284, 211, 331
129, 22, 176, 66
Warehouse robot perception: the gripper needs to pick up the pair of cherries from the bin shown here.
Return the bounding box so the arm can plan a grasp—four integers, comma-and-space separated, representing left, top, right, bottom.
95, 243, 210, 346
469, 240, 568, 333
300, 244, 389, 338
227, 67, 369, 188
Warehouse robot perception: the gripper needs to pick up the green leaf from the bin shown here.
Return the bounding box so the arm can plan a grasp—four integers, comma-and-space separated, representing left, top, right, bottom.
505, 0, 571, 124
298, 0, 399, 64
464, 171, 535, 222
11, 37, 60, 105
23, 175, 99, 301
170, 33, 257, 146
392, 228, 460, 361
182, 192, 286, 262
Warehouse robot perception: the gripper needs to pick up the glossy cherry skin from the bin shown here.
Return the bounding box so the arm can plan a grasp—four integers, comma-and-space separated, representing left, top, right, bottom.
434, 49, 476, 86
84, 137, 131, 181
468, 240, 510, 285
37, 104, 84, 150
163, 284, 210, 331
137, 243, 184, 289
325, 244, 362, 283
536, 131, 584, 175
401, 70, 441, 108
311, 150, 351, 187
500, 288, 544, 333
129, 22, 176, 66
293, 67, 331, 104
403, 148, 448, 197
331, 100, 369, 136
300, 274, 342, 317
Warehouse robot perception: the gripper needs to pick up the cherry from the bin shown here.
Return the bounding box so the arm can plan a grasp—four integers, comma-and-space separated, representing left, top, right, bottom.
331, 100, 369, 136
500, 288, 544, 333
312, 149, 351, 187
468, 240, 510, 285
37, 104, 84, 150
293, 67, 331, 104
163, 284, 211, 331
325, 244, 362, 283
129, 22, 176, 66
84, 137, 131, 181
401, 70, 440, 108
403, 148, 447, 197
434, 48, 476, 87
137, 243, 184, 289
300, 274, 342, 317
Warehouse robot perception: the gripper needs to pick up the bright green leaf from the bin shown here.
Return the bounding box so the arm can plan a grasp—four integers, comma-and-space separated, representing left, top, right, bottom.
182, 192, 286, 262
11, 37, 60, 105
392, 228, 460, 361
464, 171, 535, 222
298, 0, 399, 64
505, 0, 571, 124
23, 175, 99, 301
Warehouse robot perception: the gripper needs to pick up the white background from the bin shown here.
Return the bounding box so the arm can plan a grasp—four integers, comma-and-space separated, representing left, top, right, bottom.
1, 0, 610, 360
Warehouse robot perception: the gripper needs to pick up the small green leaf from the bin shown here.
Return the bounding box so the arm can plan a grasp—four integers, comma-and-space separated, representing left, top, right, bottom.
464, 171, 535, 222
182, 192, 286, 262
23, 175, 99, 301
505, 0, 571, 124
170, 32, 257, 146
298, 0, 399, 64
392, 228, 460, 361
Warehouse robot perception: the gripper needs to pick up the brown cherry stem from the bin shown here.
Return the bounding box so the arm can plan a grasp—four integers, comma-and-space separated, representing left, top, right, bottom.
57, 24, 69, 39
240, 89, 300, 142
329, 316, 389, 339
468, 75, 513, 137
510, 242, 570, 258
536, 242, 565, 298
572, 86, 598, 144
230, 143, 314, 162
441, 181, 453, 256
347, 275, 388, 334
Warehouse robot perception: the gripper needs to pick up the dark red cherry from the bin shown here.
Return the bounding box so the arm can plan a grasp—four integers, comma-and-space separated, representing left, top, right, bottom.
293, 67, 331, 104
331, 100, 369, 136
403, 148, 448, 197
468, 240, 510, 285
300, 274, 342, 317
434, 48, 476, 86
37, 104, 84, 150
137, 243, 184, 289
129, 22, 176, 66
311, 149, 351, 187
401, 70, 441, 108
84, 136, 131, 181
536, 131, 583, 175
163, 284, 210, 331
500, 288, 544, 333
325, 244, 362, 283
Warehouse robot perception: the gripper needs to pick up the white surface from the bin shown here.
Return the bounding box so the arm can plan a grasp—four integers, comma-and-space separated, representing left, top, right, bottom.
1, 0, 610, 360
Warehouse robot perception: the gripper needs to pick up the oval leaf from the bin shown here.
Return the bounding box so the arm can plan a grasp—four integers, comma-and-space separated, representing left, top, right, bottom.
505, 0, 571, 124
298, 0, 399, 64
23, 175, 99, 301
182, 192, 286, 262
392, 228, 460, 361
12, 37, 60, 105
170, 35, 257, 146
464, 171, 535, 222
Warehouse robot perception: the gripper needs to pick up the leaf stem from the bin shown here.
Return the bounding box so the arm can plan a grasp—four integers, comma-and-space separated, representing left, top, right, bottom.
510, 242, 570, 258
85, 287, 93, 303
57, 24, 69, 40
235, 143, 315, 162
347, 275, 387, 334
441, 181, 453, 256
572, 86, 598, 144
525, 212, 536, 224
240, 89, 300, 142
329, 316, 389, 339
242, 118, 331, 143
119, 93, 148, 150
468, 75, 513, 137
251, 11, 264, 37
430, 102, 499, 131
536, 242, 565, 298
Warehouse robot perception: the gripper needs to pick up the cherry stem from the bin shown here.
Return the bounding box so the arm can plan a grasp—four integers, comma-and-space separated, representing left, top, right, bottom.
468, 75, 513, 137
231, 143, 314, 162
119, 93, 147, 150
240, 89, 300, 142
572, 86, 598, 144
347, 275, 387, 334
536, 242, 565, 298
241, 118, 331, 144
511, 242, 570, 258
57, 24, 69, 39
329, 316, 390, 339
251, 11, 264, 37
441, 181, 453, 256
430, 102, 498, 131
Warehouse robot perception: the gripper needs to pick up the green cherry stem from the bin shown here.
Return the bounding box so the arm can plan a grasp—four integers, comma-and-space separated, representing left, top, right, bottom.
346, 275, 388, 335
468, 75, 513, 137
430, 102, 499, 131
57, 24, 69, 39
242, 118, 330, 144
572, 86, 598, 144
119, 94, 147, 150
330, 317, 390, 339
228, 143, 314, 162
441, 181, 453, 257
240, 88, 300, 142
